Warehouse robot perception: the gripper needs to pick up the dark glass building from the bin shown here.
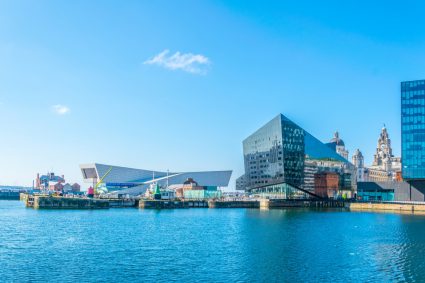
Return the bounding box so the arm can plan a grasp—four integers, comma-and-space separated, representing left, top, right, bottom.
242, 115, 304, 189
401, 80, 425, 180
240, 114, 352, 198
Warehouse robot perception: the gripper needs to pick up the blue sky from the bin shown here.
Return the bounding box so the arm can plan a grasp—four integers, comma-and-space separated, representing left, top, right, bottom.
0, 0, 424, 188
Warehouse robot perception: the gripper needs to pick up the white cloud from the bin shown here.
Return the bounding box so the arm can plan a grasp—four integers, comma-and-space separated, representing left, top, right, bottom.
52, 104, 70, 115
144, 49, 210, 74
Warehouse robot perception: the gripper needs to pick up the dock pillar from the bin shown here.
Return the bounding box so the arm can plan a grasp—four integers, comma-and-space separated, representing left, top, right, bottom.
259, 199, 270, 210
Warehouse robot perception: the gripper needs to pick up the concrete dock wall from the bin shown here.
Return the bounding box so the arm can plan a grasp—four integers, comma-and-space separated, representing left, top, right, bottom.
208, 200, 259, 208
139, 200, 208, 209
20, 193, 28, 202
108, 199, 137, 208
260, 199, 346, 209
30, 196, 109, 209
139, 199, 346, 209
348, 202, 425, 213
0, 191, 20, 200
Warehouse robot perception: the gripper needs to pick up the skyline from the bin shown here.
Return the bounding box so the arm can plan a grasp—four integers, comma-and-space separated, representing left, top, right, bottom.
1, 1, 425, 188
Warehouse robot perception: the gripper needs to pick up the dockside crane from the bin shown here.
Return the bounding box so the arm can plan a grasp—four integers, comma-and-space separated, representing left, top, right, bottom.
94, 166, 113, 195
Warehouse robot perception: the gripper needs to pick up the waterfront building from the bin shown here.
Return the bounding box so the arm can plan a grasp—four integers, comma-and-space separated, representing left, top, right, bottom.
398, 79, 425, 199
160, 189, 176, 200
356, 180, 425, 201
239, 114, 354, 199
35, 172, 65, 190
366, 126, 402, 182
48, 181, 64, 192
326, 131, 349, 160
302, 158, 354, 198
62, 183, 73, 193
71, 183, 81, 192
144, 184, 176, 200
62, 183, 81, 193
235, 174, 247, 191
357, 182, 395, 201
356, 80, 425, 202
314, 172, 339, 199
34, 172, 80, 194
401, 80, 425, 180
180, 178, 222, 199
79, 163, 232, 196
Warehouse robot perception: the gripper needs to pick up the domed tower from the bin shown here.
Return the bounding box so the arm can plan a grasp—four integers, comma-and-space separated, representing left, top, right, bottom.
326, 131, 349, 160
352, 149, 367, 182
352, 149, 364, 168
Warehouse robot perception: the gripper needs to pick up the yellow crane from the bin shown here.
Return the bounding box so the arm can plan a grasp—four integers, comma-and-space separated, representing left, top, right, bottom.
94, 166, 113, 195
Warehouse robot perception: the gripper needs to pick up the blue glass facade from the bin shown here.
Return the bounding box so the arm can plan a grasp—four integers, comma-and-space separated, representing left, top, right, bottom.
401, 80, 425, 179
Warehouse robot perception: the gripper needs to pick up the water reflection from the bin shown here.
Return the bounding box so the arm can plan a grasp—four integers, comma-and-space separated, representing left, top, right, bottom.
2, 201, 425, 282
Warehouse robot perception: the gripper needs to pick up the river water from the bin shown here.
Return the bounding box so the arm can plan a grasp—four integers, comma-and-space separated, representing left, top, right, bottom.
1, 200, 425, 282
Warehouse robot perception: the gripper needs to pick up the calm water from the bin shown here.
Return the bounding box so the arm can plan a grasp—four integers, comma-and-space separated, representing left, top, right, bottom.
1, 201, 425, 282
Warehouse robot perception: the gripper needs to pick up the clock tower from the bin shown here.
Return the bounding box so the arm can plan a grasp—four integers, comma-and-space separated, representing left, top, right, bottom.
373, 125, 393, 168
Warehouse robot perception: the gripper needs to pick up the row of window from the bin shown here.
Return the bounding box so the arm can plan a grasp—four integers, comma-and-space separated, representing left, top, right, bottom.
402, 116, 425, 123
402, 91, 425, 97
402, 80, 425, 88
402, 126, 425, 132
402, 107, 425, 116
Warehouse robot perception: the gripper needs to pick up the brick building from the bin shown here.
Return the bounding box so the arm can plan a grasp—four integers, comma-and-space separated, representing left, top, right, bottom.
314, 172, 339, 199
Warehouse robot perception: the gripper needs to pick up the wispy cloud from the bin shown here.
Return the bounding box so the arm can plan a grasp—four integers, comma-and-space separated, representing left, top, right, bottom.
52, 104, 70, 115
144, 49, 210, 74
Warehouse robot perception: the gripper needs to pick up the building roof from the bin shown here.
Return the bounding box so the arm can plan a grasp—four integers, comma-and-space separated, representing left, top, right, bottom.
305, 131, 348, 163
243, 114, 348, 163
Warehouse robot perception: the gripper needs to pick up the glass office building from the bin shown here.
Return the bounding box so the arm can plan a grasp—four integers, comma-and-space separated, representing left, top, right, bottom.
401, 80, 425, 180
243, 115, 304, 189
242, 114, 350, 198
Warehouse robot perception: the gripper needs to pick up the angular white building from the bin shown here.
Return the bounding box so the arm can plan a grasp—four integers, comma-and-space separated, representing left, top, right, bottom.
80, 163, 232, 196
